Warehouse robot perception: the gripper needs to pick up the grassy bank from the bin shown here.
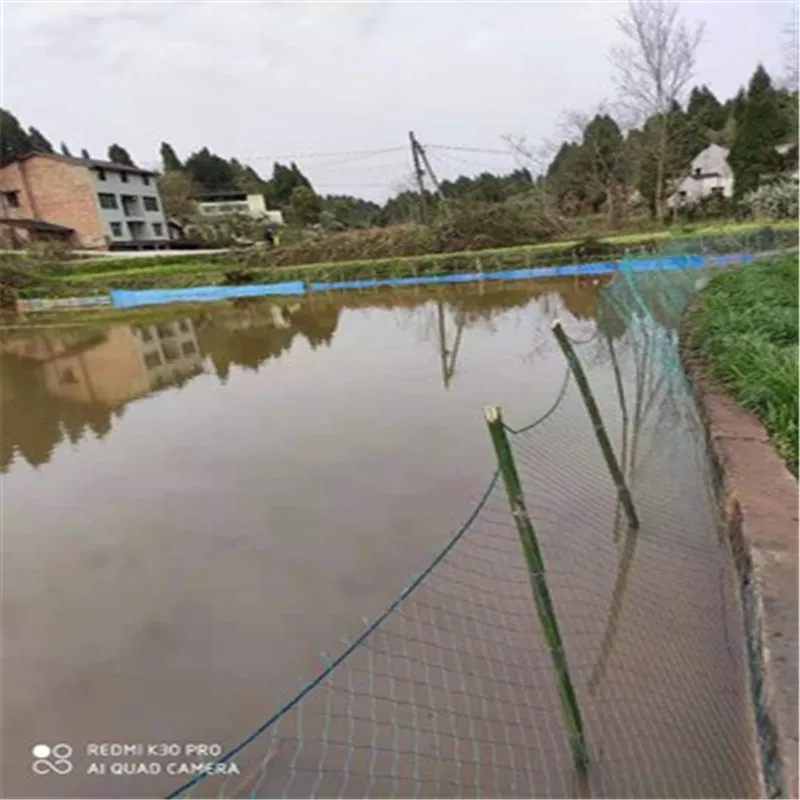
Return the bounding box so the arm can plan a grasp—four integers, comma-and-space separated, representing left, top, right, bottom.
6, 220, 795, 300
686, 252, 798, 474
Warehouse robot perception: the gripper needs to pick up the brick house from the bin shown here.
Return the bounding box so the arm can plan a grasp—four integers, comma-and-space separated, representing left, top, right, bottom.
0, 152, 169, 250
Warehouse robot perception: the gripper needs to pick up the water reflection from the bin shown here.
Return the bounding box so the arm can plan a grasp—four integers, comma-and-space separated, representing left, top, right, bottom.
1, 277, 608, 473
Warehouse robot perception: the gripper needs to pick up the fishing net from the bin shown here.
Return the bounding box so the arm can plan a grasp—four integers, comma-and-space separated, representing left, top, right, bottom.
165, 238, 784, 800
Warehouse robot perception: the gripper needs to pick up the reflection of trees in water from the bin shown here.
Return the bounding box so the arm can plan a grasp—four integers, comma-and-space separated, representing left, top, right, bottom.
1, 354, 114, 472
194, 302, 340, 381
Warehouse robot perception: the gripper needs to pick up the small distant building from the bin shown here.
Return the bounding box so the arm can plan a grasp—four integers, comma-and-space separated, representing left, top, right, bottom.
667, 144, 734, 208
194, 190, 284, 225
0, 152, 169, 250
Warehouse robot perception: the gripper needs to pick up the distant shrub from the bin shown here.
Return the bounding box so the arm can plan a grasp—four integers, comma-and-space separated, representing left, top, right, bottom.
742, 179, 799, 220
572, 237, 616, 260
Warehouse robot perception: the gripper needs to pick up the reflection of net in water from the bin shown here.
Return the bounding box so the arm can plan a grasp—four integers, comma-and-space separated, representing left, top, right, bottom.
171, 259, 761, 800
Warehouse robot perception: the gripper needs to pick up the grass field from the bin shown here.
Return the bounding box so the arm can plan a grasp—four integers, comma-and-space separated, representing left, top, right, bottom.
686, 252, 798, 474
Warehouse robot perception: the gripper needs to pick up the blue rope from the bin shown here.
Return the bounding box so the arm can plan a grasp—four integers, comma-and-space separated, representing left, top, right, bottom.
165, 470, 500, 799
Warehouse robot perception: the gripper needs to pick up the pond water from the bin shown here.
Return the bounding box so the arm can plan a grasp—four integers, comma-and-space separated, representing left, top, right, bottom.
0, 276, 758, 799
2, 278, 606, 797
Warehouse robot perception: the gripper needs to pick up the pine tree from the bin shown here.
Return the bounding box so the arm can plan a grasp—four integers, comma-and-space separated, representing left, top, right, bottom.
60, 142, 73, 157
0, 108, 32, 165
27, 127, 54, 153
729, 65, 790, 198
80, 148, 91, 160
184, 147, 236, 192
107, 144, 135, 166
686, 86, 726, 131
160, 141, 182, 172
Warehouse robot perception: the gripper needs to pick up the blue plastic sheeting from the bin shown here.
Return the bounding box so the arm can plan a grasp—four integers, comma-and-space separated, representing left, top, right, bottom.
309, 252, 754, 293
107, 252, 756, 308
109, 281, 306, 309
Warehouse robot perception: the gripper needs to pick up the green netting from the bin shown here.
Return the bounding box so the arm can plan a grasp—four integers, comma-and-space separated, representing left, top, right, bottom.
166, 239, 797, 800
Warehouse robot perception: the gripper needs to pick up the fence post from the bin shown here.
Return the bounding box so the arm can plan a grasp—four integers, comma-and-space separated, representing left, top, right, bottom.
484, 405, 589, 772
551, 320, 640, 530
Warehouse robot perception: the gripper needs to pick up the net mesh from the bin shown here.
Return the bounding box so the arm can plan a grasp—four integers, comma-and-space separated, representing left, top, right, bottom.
167, 242, 785, 800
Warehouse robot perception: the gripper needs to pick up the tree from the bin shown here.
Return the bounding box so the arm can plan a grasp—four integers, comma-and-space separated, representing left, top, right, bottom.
156, 170, 198, 223
107, 144, 134, 166
269, 161, 313, 207
28, 127, 53, 153
80, 148, 91, 159
686, 85, 726, 131
185, 147, 236, 192
60, 142, 73, 157
160, 142, 183, 172
229, 158, 266, 194
289, 185, 322, 225
781, 20, 798, 91
0, 109, 32, 165
729, 65, 791, 198
320, 194, 382, 228
611, 0, 704, 223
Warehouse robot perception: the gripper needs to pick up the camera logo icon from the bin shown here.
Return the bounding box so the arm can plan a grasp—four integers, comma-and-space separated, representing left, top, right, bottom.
31, 743, 73, 775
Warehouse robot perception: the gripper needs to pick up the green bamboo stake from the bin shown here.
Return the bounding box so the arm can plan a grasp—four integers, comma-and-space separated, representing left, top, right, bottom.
551, 320, 640, 530
484, 405, 589, 772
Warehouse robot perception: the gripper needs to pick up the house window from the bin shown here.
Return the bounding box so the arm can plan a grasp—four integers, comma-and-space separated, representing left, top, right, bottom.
120, 172, 129, 183
710, 186, 724, 196
143, 196, 159, 212
137, 325, 153, 342
98, 192, 118, 209
2, 190, 20, 208
156, 322, 175, 339
61, 367, 78, 385
109, 221, 123, 237
143, 350, 162, 369
142, 175, 150, 186
181, 340, 197, 356
162, 341, 180, 362
97, 168, 106, 181
693, 167, 702, 178
178, 319, 189, 333
152, 222, 164, 237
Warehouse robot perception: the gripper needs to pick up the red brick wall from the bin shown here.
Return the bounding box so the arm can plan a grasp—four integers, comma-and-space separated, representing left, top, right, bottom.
0, 156, 107, 249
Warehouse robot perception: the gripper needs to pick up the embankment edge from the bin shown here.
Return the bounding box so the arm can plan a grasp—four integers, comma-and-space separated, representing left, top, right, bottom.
680, 313, 799, 799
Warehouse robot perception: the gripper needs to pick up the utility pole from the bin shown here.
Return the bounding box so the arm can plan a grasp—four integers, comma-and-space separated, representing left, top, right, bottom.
408, 131, 427, 224
416, 141, 443, 200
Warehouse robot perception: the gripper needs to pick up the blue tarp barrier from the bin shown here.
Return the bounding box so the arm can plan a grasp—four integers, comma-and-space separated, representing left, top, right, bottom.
108, 253, 756, 308
308, 253, 754, 293
109, 281, 306, 309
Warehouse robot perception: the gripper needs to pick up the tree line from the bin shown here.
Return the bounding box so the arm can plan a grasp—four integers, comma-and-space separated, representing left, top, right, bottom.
0, 0, 796, 232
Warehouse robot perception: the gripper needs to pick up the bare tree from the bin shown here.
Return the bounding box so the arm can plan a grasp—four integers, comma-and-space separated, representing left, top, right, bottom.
611, 0, 704, 224
781, 16, 799, 91
500, 132, 568, 232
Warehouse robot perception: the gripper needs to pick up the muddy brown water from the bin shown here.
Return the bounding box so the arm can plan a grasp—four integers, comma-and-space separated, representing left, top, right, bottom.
1, 278, 759, 798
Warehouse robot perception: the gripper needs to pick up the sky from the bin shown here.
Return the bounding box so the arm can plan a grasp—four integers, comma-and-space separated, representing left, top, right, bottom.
2, 0, 796, 202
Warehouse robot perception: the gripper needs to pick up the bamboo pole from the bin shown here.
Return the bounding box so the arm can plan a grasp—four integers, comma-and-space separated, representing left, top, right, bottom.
484, 405, 589, 772
551, 320, 640, 530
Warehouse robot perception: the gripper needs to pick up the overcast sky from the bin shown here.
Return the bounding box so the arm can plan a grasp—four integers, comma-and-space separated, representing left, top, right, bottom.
3, 1, 795, 201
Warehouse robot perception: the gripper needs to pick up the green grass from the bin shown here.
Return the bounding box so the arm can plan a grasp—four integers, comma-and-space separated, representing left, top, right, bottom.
686, 253, 798, 474
58, 218, 799, 279
47, 219, 799, 292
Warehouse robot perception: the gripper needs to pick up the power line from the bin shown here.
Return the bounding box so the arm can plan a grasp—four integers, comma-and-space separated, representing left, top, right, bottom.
426, 144, 514, 156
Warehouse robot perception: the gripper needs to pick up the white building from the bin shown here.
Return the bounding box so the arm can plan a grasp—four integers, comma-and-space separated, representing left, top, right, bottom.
667, 144, 734, 208
195, 191, 284, 225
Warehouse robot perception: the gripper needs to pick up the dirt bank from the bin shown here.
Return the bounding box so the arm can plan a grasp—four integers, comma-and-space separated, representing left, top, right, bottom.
681, 325, 798, 799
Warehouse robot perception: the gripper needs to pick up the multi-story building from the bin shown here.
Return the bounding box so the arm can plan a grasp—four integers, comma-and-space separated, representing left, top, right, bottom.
1, 318, 204, 405
0, 152, 169, 250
